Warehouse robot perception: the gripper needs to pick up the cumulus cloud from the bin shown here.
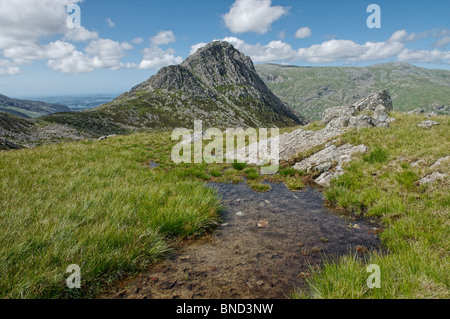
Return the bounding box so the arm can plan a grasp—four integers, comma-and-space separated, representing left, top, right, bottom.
223, 0, 289, 34
106, 17, 115, 28
48, 39, 133, 74
295, 27, 312, 39
0, 59, 20, 76
64, 27, 99, 42
139, 47, 183, 70
151, 30, 177, 46
189, 30, 450, 66
398, 48, 450, 64
132, 37, 144, 45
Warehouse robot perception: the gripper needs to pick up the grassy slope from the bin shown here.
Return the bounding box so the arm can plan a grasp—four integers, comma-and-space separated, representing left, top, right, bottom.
0, 133, 220, 298
298, 113, 449, 298
0, 113, 448, 299
256, 63, 450, 121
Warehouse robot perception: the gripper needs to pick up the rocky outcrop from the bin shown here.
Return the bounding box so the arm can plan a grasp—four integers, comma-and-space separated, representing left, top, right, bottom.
0, 137, 22, 150
321, 90, 395, 129
417, 120, 439, 129
419, 172, 447, 186
293, 144, 368, 186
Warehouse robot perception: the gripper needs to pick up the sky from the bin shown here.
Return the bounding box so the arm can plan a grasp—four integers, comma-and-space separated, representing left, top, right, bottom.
0, 0, 449, 97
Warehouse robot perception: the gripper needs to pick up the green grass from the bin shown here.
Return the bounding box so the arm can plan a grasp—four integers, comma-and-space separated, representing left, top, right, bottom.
0, 133, 220, 298
297, 113, 450, 299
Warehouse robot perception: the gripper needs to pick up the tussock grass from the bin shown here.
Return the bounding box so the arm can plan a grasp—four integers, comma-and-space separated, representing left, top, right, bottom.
0, 133, 220, 298
299, 113, 450, 299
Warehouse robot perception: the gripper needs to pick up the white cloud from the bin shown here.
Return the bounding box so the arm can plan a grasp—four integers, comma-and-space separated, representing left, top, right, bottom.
0, 59, 20, 76
278, 31, 286, 40
106, 17, 115, 28
139, 47, 183, 70
64, 27, 99, 42
295, 27, 311, 39
151, 30, 177, 46
223, 0, 289, 34
48, 39, 133, 74
132, 37, 144, 45
189, 30, 450, 66
398, 49, 450, 64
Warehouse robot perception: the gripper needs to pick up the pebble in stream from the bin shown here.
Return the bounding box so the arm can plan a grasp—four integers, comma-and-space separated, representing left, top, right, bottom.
102, 182, 381, 299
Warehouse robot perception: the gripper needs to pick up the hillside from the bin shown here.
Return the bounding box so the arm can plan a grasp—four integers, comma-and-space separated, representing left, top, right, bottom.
256, 63, 450, 121
41, 41, 305, 135
0, 94, 71, 118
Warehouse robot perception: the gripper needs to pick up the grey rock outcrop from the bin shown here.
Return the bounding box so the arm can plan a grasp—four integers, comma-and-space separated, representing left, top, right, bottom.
321, 90, 395, 129
293, 144, 368, 186
417, 120, 439, 129
419, 172, 447, 186
0, 137, 22, 150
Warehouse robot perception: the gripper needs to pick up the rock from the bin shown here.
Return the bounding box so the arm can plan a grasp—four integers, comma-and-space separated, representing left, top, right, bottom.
430, 156, 450, 169
0, 137, 22, 150
408, 108, 425, 115
257, 221, 269, 228
435, 104, 447, 111
425, 112, 439, 118
236, 211, 245, 217
321, 90, 395, 129
417, 120, 439, 129
293, 144, 368, 186
353, 224, 361, 229
98, 136, 107, 141
419, 172, 447, 185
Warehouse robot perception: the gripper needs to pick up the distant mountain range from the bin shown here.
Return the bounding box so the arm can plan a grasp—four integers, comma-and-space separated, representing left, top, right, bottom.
256, 62, 450, 121
0, 94, 71, 118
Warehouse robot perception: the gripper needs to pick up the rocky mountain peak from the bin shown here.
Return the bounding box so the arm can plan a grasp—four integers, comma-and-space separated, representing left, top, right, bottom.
109, 41, 306, 128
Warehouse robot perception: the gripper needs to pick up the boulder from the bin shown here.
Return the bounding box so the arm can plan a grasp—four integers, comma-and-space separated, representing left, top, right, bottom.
417, 120, 439, 129
321, 90, 395, 129
293, 144, 368, 186
419, 172, 447, 186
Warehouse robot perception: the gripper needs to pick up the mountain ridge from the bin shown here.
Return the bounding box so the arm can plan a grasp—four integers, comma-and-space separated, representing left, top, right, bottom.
256, 62, 450, 121
0, 94, 72, 118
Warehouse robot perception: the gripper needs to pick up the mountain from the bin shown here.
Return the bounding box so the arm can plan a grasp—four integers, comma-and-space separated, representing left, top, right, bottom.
0, 94, 72, 118
96, 41, 306, 129
256, 62, 450, 121
41, 41, 305, 135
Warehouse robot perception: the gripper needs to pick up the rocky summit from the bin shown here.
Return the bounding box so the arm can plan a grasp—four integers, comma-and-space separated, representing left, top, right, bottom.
101, 41, 306, 128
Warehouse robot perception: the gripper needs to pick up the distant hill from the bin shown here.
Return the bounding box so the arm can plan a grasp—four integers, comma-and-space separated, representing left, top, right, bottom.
42, 41, 306, 135
256, 63, 450, 121
0, 94, 72, 118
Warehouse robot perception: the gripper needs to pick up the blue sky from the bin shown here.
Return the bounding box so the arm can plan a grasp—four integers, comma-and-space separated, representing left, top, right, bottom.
0, 0, 449, 97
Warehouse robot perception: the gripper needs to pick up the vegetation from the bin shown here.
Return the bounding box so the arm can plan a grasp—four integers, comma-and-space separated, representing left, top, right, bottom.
0, 133, 220, 298
0, 112, 448, 299
297, 113, 449, 298
256, 63, 450, 121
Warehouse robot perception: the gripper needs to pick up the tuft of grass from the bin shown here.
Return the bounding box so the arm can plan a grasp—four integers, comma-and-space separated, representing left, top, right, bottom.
232, 162, 247, 171
285, 177, 305, 191
280, 167, 296, 177
363, 146, 389, 164
244, 168, 259, 180
248, 181, 271, 192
